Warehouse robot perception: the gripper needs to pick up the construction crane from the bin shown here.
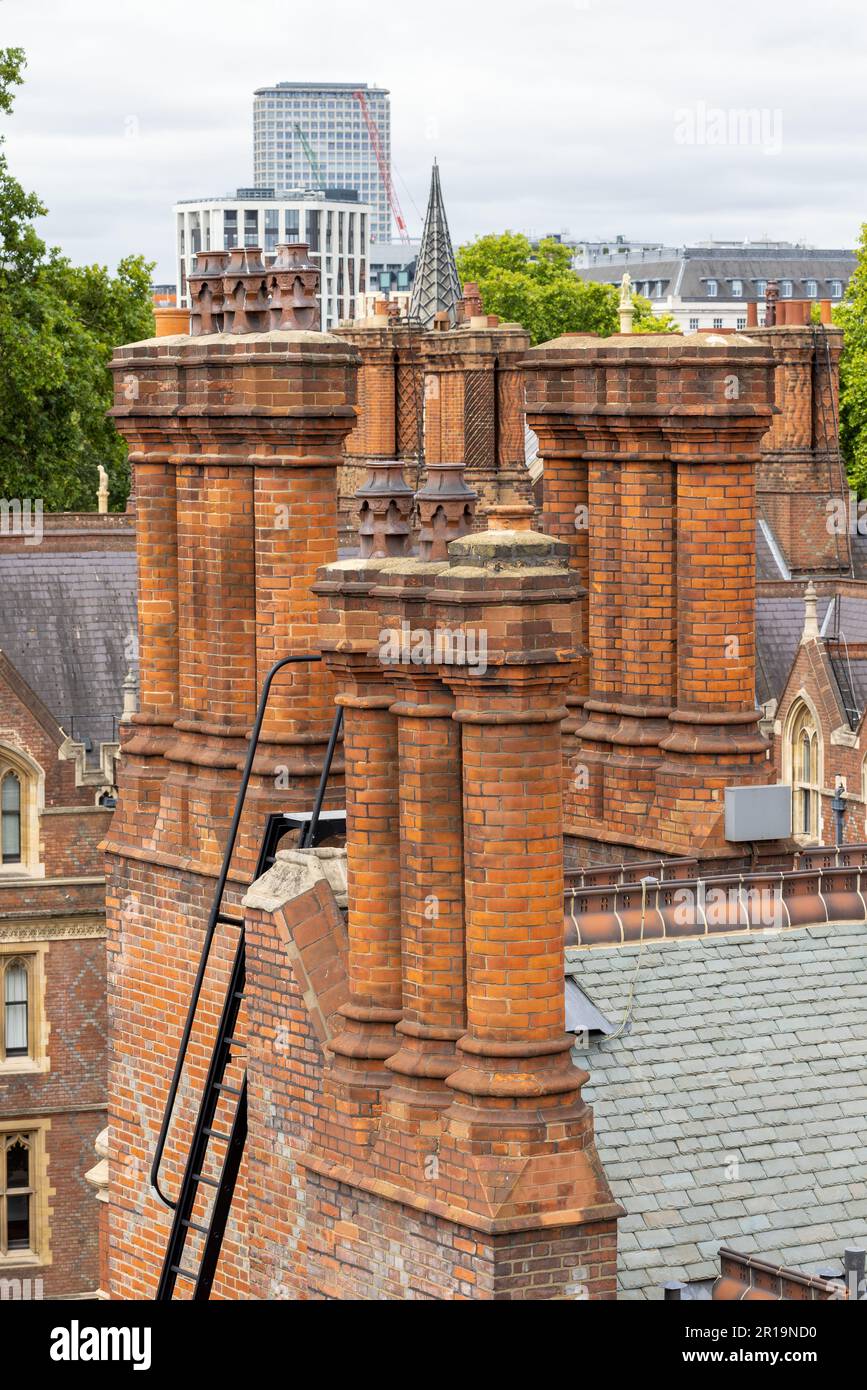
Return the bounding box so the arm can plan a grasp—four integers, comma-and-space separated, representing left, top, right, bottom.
353, 89, 410, 243
294, 124, 324, 187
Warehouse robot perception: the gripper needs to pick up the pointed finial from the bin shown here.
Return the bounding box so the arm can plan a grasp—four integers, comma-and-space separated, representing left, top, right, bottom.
619, 272, 634, 334
801, 580, 820, 644
408, 163, 461, 329
121, 667, 138, 723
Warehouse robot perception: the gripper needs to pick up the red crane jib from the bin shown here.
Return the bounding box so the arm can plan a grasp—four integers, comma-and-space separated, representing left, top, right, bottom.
353, 90, 409, 242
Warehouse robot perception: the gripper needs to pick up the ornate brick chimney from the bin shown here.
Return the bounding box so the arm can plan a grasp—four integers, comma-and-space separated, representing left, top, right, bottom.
302, 493, 620, 1298
524, 332, 777, 863
103, 247, 360, 1297
747, 322, 848, 574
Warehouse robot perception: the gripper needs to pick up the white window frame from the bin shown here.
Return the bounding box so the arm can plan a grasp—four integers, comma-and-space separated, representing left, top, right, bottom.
0, 946, 48, 1075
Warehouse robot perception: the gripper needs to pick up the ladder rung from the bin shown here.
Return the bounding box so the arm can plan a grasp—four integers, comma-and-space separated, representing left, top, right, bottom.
204, 1127, 232, 1143
192, 1173, 220, 1188
216, 912, 244, 927
171, 1265, 198, 1280
223, 1037, 246, 1049
213, 1082, 241, 1097
182, 1219, 210, 1236
232, 991, 244, 1001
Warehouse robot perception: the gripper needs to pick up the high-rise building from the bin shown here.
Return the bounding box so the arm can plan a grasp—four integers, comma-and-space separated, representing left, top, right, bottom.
253, 82, 392, 243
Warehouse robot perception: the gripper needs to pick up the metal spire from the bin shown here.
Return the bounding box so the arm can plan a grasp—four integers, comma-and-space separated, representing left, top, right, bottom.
408, 161, 462, 328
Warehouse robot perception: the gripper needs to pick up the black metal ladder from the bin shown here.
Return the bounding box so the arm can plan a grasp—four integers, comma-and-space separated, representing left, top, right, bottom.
151, 654, 343, 1300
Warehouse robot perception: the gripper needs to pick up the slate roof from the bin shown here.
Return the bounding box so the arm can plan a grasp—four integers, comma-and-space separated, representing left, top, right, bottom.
569, 922, 867, 1299
755, 594, 832, 706
0, 548, 138, 751
576, 247, 856, 304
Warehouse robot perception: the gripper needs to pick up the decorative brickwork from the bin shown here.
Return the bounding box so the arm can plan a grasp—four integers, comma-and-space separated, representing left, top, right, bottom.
421, 321, 533, 519
104, 326, 359, 1298
297, 523, 620, 1298
334, 321, 424, 543
0, 514, 130, 1297
750, 325, 849, 574
525, 333, 777, 862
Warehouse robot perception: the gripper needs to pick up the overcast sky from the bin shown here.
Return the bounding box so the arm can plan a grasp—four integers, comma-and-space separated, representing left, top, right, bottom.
2, 0, 866, 282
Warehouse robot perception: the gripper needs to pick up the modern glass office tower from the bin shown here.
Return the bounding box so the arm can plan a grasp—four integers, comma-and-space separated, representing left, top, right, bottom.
253, 82, 392, 243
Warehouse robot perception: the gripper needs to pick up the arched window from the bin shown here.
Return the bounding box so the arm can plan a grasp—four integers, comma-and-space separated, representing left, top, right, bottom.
789, 702, 821, 839
4, 959, 28, 1058
1, 772, 21, 864
1, 1133, 33, 1254
0, 748, 44, 877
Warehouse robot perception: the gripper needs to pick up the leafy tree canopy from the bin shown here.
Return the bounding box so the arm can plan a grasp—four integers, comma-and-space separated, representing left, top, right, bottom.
835, 223, 867, 495
456, 231, 679, 344
0, 48, 154, 511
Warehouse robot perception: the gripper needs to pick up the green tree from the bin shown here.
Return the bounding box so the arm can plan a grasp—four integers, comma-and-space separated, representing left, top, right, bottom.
0, 48, 154, 511
456, 231, 679, 344
835, 223, 867, 495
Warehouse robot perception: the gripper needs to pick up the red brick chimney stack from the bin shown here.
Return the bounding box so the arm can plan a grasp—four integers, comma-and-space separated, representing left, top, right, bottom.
334, 315, 425, 544
748, 321, 847, 573
421, 316, 532, 519
524, 333, 777, 861
306, 499, 620, 1298
104, 265, 360, 1294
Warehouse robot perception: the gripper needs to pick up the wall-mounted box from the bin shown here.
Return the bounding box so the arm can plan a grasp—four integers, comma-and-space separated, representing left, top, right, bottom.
725, 783, 791, 842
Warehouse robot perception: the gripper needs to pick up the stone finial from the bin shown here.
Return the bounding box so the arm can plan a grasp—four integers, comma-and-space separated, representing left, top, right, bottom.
222, 247, 269, 333
801, 580, 821, 644
97, 464, 109, 514
121, 666, 138, 723
188, 249, 230, 335
619, 271, 634, 334
269, 242, 320, 331
416, 462, 477, 560
765, 279, 780, 327
355, 460, 415, 559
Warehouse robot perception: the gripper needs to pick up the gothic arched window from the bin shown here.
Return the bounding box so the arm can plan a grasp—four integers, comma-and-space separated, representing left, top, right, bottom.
789, 702, 821, 839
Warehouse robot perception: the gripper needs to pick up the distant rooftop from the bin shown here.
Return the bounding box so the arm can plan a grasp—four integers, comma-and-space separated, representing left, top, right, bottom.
255, 81, 389, 94
175, 186, 362, 207
584, 241, 854, 268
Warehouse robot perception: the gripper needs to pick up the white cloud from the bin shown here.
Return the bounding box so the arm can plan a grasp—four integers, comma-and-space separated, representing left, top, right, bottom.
2, 0, 865, 281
